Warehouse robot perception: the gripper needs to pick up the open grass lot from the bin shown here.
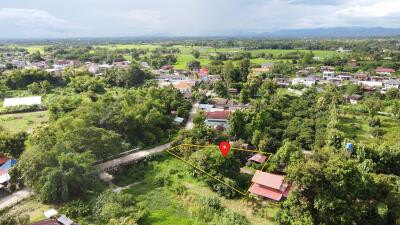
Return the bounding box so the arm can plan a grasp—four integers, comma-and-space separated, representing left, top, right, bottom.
20, 44, 342, 71
113, 153, 277, 225
0, 111, 48, 133
22, 45, 46, 54
174, 53, 212, 70
3, 196, 55, 223
339, 107, 400, 145
94, 44, 162, 50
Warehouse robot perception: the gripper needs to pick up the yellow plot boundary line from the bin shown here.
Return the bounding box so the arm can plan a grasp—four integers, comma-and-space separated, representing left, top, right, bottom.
165, 143, 273, 197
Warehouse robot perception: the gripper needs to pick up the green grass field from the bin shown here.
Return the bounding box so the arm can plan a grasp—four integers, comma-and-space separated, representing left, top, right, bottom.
113, 153, 277, 225
22, 44, 341, 71
0, 111, 48, 133
24, 46, 46, 54
340, 105, 400, 145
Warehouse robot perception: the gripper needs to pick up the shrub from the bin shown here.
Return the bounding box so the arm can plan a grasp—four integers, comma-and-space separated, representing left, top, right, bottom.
152, 173, 172, 186
0, 104, 45, 114
190, 205, 218, 223
206, 177, 240, 198
61, 199, 92, 218
169, 183, 188, 196
213, 208, 249, 225
199, 196, 221, 210
368, 117, 381, 127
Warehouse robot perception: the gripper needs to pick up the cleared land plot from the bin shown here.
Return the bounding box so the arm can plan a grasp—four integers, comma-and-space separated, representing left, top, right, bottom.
340, 112, 400, 145
112, 148, 277, 225
0, 111, 48, 133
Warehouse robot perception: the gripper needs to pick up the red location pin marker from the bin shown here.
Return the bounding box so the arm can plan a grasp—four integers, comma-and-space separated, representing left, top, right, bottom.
219, 141, 231, 158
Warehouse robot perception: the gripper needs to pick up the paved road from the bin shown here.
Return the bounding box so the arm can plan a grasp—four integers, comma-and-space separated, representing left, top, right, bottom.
185, 102, 198, 130
0, 188, 34, 210
94, 142, 172, 171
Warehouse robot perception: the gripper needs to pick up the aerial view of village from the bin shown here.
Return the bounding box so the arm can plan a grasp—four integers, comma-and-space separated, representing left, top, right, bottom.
0, 1, 399, 225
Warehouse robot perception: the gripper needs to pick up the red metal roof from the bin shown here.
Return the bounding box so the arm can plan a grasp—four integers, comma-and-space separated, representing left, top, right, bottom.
0, 155, 8, 165
249, 183, 283, 201
251, 171, 284, 190
29, 219, 59, 225
376, 67, 396, 73
206, 110, 230, 120
199, 68, 209, 76
249, 153, 268, 164
282, 184, 292, 198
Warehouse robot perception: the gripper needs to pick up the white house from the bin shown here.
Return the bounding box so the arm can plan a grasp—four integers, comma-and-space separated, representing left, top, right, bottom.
383, 79, 400, 89
347, 94, 362, 104
3, 96, 42, 108
337, 74, 352, 81
291, 77, 316, 87
323, 71, 335, 80
358, 81, 383, 88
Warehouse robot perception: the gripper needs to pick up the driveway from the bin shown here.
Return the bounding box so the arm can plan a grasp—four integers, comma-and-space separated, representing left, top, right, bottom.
185, 102, 198, 130
0, 188, 34, 210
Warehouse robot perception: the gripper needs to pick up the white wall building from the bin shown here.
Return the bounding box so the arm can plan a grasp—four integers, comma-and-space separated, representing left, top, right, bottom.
3, 96, 42, 107
323, 71, 335, 80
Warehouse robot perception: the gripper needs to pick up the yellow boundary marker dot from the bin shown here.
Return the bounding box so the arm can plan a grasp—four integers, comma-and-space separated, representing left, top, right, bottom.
164, 143, 273, 197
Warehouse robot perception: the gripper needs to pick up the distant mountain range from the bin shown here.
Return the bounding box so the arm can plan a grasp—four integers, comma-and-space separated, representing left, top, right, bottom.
256, 27, 400, 38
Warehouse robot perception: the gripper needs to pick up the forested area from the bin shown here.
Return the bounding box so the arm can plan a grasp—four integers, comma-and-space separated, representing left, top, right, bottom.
0, 38, 400, 225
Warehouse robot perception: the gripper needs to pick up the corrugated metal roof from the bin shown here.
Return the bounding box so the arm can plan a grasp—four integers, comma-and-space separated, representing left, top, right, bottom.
0, 159, 17, 171
249, 183, 283, 201
251, 170, 284, 190
206, 110, 230, 120
3, 96, 41, 107
249, 153, 268, 164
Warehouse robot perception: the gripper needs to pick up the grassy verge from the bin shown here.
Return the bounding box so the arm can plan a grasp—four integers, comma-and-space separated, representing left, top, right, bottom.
2, 196, 56, 223
0, 111, 48, 133
113, 153, 277, 225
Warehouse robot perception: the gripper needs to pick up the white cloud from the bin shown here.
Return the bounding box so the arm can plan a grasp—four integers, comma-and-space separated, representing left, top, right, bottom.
0, 8, 79, 37
337, 1, 400, 18
0, 0, 400, 37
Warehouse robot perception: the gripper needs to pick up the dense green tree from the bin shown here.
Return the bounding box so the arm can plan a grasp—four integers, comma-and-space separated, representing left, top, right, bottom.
392, 101, 400, 122
187, 60, 201, 71
278, 148, 400, 225
364, 98, 384, 118
5, 68, 62, 89
105, 65, 152, 88
239, 87, 250, 103
68, 76, 106, 94
191, 50, 200, 58
214, 80, 229, 98
0, 131, 27, 158
268, 140, 304, 172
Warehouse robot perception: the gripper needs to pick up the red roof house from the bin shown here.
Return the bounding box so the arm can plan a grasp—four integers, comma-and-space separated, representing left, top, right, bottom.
161, 64, 174, 71
206, 110, 230, 120
199, 68, 209, 77
29, 219, 60, 225
0, 154, 8, 165
376, 67, 396, 75
248, 153, 268, 164
248, 171, 291, 201
205, 110, 230, 129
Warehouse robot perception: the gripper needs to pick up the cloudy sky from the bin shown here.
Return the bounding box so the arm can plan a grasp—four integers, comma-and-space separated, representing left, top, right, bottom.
0, 0, 399, 38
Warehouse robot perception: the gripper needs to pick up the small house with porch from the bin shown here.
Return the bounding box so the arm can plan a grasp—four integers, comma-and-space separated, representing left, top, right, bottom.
248, 171, 291, 201
205, 110, 230, 129
376, 67, 396, 76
